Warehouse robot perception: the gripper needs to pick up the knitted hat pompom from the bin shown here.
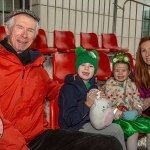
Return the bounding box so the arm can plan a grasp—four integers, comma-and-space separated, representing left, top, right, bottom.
75, 46, 85, 55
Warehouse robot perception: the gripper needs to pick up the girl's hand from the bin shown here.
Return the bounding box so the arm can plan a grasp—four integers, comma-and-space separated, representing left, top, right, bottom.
123, 110, 139, 120
98, 86, 107, 99
114, 109, 123, 120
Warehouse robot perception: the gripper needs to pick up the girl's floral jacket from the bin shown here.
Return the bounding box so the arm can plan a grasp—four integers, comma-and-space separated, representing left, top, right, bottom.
102, 77, 144, 114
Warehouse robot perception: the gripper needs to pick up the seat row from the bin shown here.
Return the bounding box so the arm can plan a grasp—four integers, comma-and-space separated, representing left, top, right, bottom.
0, 26, 129, 54
33, 29, 129, 54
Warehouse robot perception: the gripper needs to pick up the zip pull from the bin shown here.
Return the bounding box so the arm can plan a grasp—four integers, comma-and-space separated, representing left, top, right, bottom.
22, 69, 25, 79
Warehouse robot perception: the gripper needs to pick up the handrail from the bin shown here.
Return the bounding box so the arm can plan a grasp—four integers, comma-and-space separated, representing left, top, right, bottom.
121, 0, 150, 46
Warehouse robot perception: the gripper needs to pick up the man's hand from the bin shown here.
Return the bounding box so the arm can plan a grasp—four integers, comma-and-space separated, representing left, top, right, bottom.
0, 117, 3, 139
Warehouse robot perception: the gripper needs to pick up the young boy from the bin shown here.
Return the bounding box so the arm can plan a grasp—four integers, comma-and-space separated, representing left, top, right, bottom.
58, 47, 127, 150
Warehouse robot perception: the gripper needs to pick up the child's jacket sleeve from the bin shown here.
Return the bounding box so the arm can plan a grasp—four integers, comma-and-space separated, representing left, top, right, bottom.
58, 84, 89, 130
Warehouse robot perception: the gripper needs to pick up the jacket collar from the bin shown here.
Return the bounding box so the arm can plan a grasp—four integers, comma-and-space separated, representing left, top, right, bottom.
0, 37, 42, 66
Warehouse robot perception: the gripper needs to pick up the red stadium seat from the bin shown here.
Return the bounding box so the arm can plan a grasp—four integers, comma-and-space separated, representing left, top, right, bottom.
54, 30, 76, 53
126, 52, 134, 70
80, 32, 110, 53
101, 33, 129, 53
52, 53, 76, 83
30, 29, 57, 54
50, 95, 60, 130
96, 52, 111, 80
50, 53, 76, 129
0, 26, 6, 41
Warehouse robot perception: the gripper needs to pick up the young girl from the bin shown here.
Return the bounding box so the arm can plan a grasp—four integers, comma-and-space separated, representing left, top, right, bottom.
58, 47, 127, 150
102, 52, 150, 150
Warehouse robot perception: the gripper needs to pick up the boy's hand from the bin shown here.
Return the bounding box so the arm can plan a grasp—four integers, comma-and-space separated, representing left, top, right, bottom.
85, 89, 98, 108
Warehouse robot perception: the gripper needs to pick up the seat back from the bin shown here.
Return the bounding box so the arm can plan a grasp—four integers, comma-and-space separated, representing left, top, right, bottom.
31, 28, 48, 49
96, 52, 111, 80
54, 30, 76, 52
50, 95, 60, 129
50, 53, 76, 129
80, 32, 99, 50
0, 26, 6, 41
126, 52, 134, 70
52, 53, 76, 83
101, 33, 118, 48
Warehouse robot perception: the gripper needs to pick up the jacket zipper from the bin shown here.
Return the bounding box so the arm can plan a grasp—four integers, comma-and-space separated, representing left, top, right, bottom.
8, 68, 26, 120
21, 68, 26, 96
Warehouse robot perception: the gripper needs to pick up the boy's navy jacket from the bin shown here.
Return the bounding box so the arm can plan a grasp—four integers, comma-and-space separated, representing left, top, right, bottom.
58, 74, 98, 130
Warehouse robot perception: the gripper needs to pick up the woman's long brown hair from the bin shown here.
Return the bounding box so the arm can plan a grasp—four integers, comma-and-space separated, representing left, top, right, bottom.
135, 36, 150, 89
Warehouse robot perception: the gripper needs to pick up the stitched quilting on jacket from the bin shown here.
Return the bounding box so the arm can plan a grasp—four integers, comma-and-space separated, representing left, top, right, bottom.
102, 77, 144, 111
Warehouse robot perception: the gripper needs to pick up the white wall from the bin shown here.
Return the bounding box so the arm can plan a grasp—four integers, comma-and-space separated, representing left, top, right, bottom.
32, 0, 150, 57
32, 0, 115, 47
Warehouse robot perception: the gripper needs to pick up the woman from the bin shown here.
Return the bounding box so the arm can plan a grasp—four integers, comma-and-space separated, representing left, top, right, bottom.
135, 36, 150, 117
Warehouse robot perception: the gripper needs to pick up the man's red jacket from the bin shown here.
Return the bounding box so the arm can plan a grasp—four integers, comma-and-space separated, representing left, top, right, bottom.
0, 45, 61, 150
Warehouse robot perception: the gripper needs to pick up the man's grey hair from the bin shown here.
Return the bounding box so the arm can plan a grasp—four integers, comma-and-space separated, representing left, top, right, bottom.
5, 15, 39, 36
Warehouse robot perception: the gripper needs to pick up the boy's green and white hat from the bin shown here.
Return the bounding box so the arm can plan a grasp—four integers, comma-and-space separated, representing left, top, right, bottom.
75, 46, 98, 74
112, 52, 130, 66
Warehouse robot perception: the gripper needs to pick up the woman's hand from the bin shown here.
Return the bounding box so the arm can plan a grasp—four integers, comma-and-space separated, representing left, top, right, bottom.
143, 97, 150, 110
